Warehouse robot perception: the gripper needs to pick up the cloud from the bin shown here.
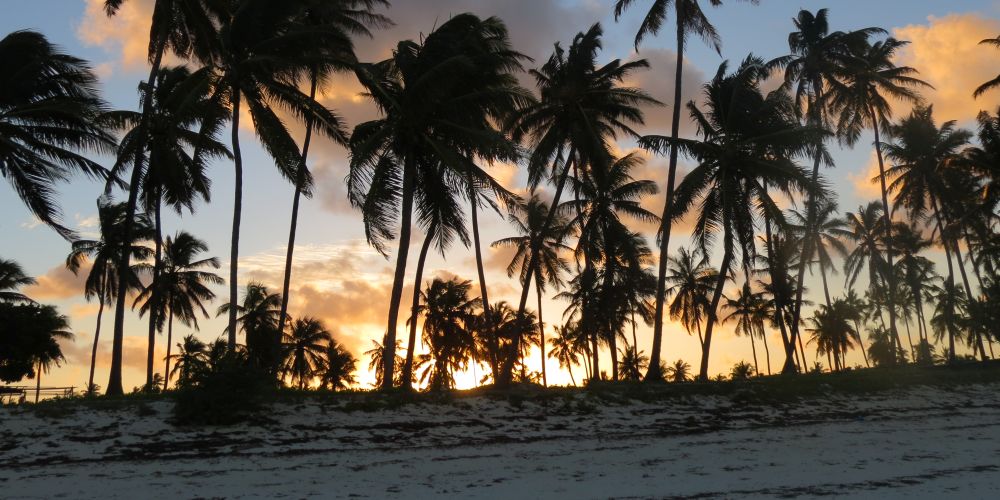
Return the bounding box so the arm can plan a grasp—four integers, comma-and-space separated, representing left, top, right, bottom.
893, 14, 1000, 122
26, 263, 89, 301
624, 48, 709, 138
77, 0, 154, 70
847, 151, 884, 199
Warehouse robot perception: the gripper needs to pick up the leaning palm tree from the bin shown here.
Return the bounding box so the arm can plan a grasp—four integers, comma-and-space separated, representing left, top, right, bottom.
0, 30, 114, 239
134, 232, 221, 389
276, 0, 392, 335
103, 0, 221, 396
505, 24, 657, 385
613, 0, 757, 382
319, 340, 357, 391
349, 15, 528, 390
493, 195, 572, 386
281, 317, 332, 389
642, 57, 817, 380
0, 259, 36, 304
826, 37, 930, 364
102, 65, 228, 389
974, 35, 1000, 98
66, 198, 153, 394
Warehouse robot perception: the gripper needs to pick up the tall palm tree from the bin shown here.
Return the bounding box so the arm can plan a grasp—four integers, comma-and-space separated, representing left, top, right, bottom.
103, 0, 221, 396
826, 37, 930, 366
281, 317, 332, 389
168, 334, 208, 388
773, 10, 884, 366
892, 222, 936, 350
642, 57, 816, 380
974, 36, 1000, 98
201, 1, 349, 350
134, 232, 221, 390
493, 195, 572, 386
319, 340, 357, 391
102, 65, 228, 389
0, 30, 114, 239
349, 15, 529, 390
560, 152, 659, 380
664, 247, 717, 349
506, 24, 657, 385
277, 0, 392, 335
66, 199, 153, 394
613, 0, 757, 382
217, 282, 281, 374
788, 200, 849, 307
723, 282, 765, 375
0, 259, 36, 304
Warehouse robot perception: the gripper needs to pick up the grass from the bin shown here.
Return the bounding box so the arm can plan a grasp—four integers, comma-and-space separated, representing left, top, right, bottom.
11, 360, 1000, 419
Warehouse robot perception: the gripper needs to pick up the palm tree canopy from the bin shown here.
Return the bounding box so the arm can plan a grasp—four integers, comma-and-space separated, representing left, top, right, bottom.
135, 231, 222, 331
613, 0, 759, 52
492, 195, 572, 292
0, 30, 115, 238
281, 317, 332, 388
0, 259, 37, 304
974, 36, 1000, 98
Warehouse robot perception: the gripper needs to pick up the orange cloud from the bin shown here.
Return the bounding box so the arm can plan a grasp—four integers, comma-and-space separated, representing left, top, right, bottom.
26, 263, 88, 301
847, 151, 884, 200
77, 0, 154, 70
893, 14, 1000, 122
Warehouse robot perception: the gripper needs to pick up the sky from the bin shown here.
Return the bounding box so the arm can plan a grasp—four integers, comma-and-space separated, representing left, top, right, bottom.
3, 0, 1000, 392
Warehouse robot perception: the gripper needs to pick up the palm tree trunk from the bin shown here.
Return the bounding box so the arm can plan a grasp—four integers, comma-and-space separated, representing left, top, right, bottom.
787, 87, 827, 375
819, 264, 833, 309
870, 104, 902, 361
467, 162, 500, 381
695, 319, 704, 350
146, 196, 163, 389
382, 155, 417, 390
88, 295, 105, 394
961, 226, 986, 290
567, 360, 576, 387
854, 319, 871, 368
948, 228, 987, 360
163, 307, 173, 391
107, 39, 166, 396
749, 328, 759, 377
826, 351, 832, 372
536, 279, 546, 387
278, 74, 319, 335
699, 233, 733, 381
903, 313, 915, 362
402, 228, 434, 390
508, 149, 576, 385
228, 88, 243, 350
763, 212, 795, 374
35, 360, 42, 403
647, 22, 686, 382
931, 196, 961, 363
759, 325, 771, 375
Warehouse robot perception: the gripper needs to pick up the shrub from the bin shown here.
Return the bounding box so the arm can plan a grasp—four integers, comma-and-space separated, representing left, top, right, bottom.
172, 355, 273, 426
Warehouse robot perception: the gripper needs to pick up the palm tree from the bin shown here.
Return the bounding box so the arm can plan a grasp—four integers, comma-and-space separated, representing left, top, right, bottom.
217, 282, 281, 375
724, 282, 764, 375
320, 340, 357, 391
664, 247, 717, 349
102, 65, 228, 389
618, 346, 649, 381
0, 259, 36, 304
103, 0, 220, 396
277, 0, 392, 335
67, 199, 153, 394
974, 36, 1000, 98
665, 359, 691, 383
505, 24, 657, 385
893, 222, 936, 350
17, 305, 73, 403
613, 0, 756, 383
806, 300, 857, 371
843, 203, 892, 332
930, 280, 968, 360
548, 324, 584, 386
773, 10, 884, 364
0, 30, 114, 239
349, 15, 528, 390
364, 339, 403, 388
493, 195, 571, 386
826, 37, 930, 366
642, 57, 816, 380
168, 334, 208, 388
560, 152, 659, 380
281, 317, 332, 389
788, 200, 849, 307
134, 232, 221, 390
417, 278, 479, 390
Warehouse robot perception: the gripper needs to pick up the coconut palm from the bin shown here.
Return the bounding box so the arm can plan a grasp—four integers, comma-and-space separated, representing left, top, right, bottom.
0, 30, 114, 239
66, 199, 153, 394
618, 346, 648, 381
974, 36, 1000, 98
493, 195, 572, 386
843, 202, 892, 332
13, 305, 73, 403
103, 0, 221, 396
217, 282, 282, 375
893, 222, 936, 346
349, 15, 529, 390
168, 334, 208, 388
277, 1, 392, 334
320, 340, 357, 391
613, 0, 756, 382
787, 200, 849, 307
548, 323, 585, 386
825, 37, 930, 365
102, 65, 228, 389
930, 280, 969, 359
280, 317, 332, 389
364, 339, 403, 388
665, 359, 691, 382
723, 282, 765, 375
133, 232, 221, 389
417, 278, 479, 390
0, 259, 36, 304
505, 24, 657, 385
642, 57, 817, 380
806, 300, 857, 371
665, 247, 718, 349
